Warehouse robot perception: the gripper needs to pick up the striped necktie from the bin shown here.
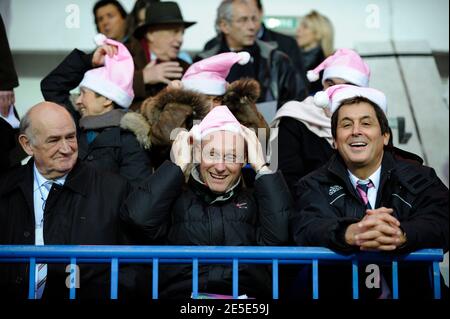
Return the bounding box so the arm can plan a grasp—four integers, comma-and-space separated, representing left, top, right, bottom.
356, 180, 374, 209
35, 181, 53, 299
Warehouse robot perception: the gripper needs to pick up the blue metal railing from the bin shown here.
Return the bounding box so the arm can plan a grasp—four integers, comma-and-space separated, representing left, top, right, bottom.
0, 245, 443, 300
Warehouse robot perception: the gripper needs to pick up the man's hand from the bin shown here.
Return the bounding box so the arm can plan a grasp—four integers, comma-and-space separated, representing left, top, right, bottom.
240, 125, 267, 172
92, 44, 118, 67
142, 60, 183, 85
170, 130, 193, 173
0, 90, 15, 117
168, 80, 183, 89
345, 207, 406, 251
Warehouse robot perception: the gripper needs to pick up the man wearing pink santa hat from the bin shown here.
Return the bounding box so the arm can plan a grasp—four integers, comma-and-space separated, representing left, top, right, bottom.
291, 84, 448, 299
270, 48, 373, 195
122, 105, 292, 299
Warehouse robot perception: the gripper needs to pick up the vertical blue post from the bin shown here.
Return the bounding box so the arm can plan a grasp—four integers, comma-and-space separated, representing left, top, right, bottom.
232, 258, 239, 299
110, 258, 118, 299
28, 257, 36, 300
69, 257, 77, 300
272, 259, 279, 300
152, 258, 159, 300
312, 259, 319, 300
432, 262, 441, 299
192, 258, 199, 299
392, 261, 399, 299
352, 260, 359, 299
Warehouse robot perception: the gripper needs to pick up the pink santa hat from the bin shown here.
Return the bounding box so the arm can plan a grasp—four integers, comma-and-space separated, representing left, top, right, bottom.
79, 34, 135, 108
192, 105, 241, 140
307, 48, 371, 88
313, 84, 387, 114
182, 52, 251, 95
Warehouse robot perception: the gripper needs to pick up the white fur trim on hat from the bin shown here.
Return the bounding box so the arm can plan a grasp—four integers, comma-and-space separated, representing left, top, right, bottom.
323, 66, 369, 87
201, 123, 241, 139
79, 72, 133, 109
307, 70, 320, 82
237, 52, 251, 65
182, 78, 227, 96
192, 124, 202, 141
94, 33, 107, 46
313, 91, 330, 109
329, 87, 387, 114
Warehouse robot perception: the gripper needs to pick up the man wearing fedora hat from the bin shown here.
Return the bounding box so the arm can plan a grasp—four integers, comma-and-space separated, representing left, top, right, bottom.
126, 1, 196, 111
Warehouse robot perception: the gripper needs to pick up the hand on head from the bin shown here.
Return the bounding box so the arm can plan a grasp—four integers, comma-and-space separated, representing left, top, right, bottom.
171, 129, 194, 173
240, 125, 266, 172
92, 44, 118, 67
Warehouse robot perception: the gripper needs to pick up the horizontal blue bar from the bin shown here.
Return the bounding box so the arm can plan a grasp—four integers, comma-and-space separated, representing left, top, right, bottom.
0, 246, 443, 262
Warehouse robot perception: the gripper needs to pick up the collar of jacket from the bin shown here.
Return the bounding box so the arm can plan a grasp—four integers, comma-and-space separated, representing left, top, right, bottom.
78, 126, 122, 160
1, 159, 88, 199
188, 165, 242, 205
198, 34, 277, 61
327, 150, 397, 199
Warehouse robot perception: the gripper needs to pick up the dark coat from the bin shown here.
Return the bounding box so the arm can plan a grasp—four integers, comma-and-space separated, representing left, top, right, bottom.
203, 24, 306, 82
0, 160, 147, 300
300, 46, 326, 94
276, 117, 334, 196
197, 38, 307, 108
0, 14, 18, 90
0, 118, 17, 173
78, 123, 152, 186
40, 49, 152, 185
291, 151, 449, 298
121, 161, 292, 298
126, 37, 191, 111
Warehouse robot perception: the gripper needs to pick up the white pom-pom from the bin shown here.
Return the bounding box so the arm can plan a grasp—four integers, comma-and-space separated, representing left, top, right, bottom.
94, 33, 107, 46
237, 51, 251, 65
307, 70, 320, 82
191, 124, 202, 141
313, 91, 330, 109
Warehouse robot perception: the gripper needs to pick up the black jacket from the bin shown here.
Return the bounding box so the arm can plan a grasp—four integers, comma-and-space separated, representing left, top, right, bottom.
293, 151, 449, 253
203, 24, 306, 82
197, 38, 307, 108
122, 161, 292, 298
276, 117, 334, 196
0, 14, 18, 90
0, 160, 147, 300
291, 151, 449, 298
300, 46, 326, 94
41, 49, 152, 185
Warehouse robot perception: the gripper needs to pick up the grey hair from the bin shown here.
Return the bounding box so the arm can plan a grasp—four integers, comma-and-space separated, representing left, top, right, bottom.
215, 0, 250, 33
19, 108, 36, 145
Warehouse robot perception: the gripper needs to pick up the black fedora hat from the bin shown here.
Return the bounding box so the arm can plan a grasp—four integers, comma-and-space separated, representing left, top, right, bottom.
133, 1, 196, 38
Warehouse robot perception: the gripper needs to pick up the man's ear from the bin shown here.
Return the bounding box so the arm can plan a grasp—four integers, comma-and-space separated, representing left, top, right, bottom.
383, 132, 391, 146
219, 20, 230, 35
332, 139, 337, 149
18, 134, 34, 157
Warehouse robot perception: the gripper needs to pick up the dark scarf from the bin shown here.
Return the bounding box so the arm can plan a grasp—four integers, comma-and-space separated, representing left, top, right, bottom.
188, 166, 242, 205
79, 109, 125, 130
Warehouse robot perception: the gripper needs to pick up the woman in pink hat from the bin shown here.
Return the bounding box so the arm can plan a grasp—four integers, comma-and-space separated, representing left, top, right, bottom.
270, 48, 372, 196
122, 105, 292, 299
41, 34, 152, 185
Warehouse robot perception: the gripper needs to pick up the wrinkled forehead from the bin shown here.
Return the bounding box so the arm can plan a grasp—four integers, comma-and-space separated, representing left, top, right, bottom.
201, 131, 245, 153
